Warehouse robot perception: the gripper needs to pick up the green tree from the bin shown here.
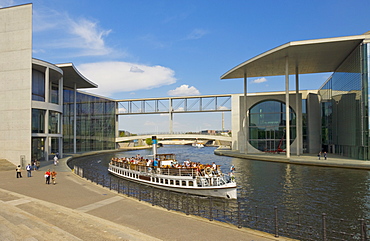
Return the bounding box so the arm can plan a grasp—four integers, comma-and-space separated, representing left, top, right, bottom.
145, 138, 153, 146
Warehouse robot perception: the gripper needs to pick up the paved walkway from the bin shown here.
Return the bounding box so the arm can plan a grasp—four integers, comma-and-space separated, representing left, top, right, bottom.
0, 157, 293, 241
215, 150, 370, 170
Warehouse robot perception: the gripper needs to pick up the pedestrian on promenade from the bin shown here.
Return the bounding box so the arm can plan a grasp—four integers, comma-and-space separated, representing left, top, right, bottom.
54, 155, 59, 166
324, 152, 327, 160
36, 160, 40, 170
45, 169, 51, 184
51, 170, 57, 185
26, 163, 32, 177
16, 165, 22, 178
318, 152, 321, 160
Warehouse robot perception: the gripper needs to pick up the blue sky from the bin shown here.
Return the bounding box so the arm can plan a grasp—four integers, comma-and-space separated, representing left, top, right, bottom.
2, 0, 370, 133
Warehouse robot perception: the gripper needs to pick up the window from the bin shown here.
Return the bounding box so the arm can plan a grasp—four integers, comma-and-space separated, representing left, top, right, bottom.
49, 111, 61, 134
50, 83, 59, 104
249, 100, 296, 152
32, 109, 45, 133
32, 70, 45, 101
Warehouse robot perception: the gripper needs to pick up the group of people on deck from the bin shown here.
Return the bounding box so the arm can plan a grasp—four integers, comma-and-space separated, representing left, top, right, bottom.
110, 155, 222, 176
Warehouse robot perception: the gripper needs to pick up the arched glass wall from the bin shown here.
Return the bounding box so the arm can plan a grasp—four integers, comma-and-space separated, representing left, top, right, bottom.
249, 100, 296, 152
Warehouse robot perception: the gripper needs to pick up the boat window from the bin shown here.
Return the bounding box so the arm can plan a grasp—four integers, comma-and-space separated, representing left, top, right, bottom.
182, 181, 186, 186
189, 181, 193, 186
165, 179, 168, 184
170, 180, 174, 185
175, 180, 180, 186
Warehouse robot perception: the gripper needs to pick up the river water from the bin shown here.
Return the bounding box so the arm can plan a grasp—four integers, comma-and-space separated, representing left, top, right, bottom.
69, 145, 370, 238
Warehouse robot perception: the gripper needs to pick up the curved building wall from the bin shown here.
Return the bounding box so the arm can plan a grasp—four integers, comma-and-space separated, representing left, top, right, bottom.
31, 60, 63, 162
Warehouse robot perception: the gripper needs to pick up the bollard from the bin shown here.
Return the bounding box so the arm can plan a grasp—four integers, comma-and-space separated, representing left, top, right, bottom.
167, 190, 171, 210
359, 218, 367, 241
274, 206, 279, 237
109, 176, 112, 190
152, 186, 155, 206
139, 185, 141, 202
209, 197, 213, 221
237, 201, 242, 228
186, 193, 189, 215
322, 213, 327, 241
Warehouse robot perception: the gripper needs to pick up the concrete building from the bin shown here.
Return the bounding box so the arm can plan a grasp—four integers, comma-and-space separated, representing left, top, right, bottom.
223, 31, 370, 160
0, 4, 116, 166
1, 3, 370, 165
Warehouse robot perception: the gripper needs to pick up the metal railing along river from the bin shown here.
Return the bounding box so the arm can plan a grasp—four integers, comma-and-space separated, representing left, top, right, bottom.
73, 165, 369, 240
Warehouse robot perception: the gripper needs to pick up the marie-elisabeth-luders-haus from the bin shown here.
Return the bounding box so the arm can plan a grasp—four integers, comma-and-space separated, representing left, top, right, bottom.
1, 3, 370, 168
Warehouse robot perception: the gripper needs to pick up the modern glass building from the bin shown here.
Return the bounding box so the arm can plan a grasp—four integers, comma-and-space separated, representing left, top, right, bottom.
223, 31, 370, 160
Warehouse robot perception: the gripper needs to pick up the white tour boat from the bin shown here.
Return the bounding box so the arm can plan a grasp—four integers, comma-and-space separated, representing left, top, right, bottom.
192, 142, 205, 148
108, 137, 236, 199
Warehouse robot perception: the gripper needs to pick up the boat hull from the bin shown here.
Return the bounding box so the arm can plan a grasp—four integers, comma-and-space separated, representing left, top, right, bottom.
108, 165, 237, 199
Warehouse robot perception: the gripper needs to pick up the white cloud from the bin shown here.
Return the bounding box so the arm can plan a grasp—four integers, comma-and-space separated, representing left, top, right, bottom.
168, 85, 200, 96
33, 8, 115, 57
250, 77, 267, 84
79, 61, 176, 97
186, 29, 209, 40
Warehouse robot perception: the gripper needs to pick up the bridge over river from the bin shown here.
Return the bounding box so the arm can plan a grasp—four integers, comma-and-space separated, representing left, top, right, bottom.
116, 134, 232, 146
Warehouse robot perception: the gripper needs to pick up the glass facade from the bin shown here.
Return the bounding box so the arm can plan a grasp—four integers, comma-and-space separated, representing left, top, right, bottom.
50, 83, 59, 104
32, 69, 45, 101
63, 89, 116, 153
49, 111, 61, 134
249, 100, 296, 152
318, 44, 368, 159
32, 109, 45, 133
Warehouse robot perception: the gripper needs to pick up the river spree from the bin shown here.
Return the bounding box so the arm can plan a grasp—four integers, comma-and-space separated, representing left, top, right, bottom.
69, 145, 370, 238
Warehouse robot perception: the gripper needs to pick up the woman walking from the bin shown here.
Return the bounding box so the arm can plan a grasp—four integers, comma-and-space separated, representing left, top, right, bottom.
45, 169, 51, 184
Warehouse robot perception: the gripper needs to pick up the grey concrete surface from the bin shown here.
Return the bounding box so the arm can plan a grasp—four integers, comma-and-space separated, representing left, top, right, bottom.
215, 150, 370, 170
0, 157, 292, 241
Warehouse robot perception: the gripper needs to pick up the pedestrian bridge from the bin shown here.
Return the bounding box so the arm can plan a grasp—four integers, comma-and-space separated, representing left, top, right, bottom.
116, 134, 232, 143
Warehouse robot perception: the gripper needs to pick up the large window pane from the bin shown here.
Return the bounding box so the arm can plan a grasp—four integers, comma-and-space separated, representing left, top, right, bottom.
249, 100, 296, 152
49, 111, 61, 134
32, 109, 45, 133
32, 70, 45, 101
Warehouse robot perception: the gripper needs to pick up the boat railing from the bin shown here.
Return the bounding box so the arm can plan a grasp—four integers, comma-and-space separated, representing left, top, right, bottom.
110, 161, 233, 180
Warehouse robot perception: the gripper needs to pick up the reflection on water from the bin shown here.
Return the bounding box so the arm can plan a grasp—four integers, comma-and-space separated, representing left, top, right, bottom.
69, 145, 370, 236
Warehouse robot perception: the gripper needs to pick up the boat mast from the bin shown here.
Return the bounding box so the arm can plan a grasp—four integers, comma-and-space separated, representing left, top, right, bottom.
152, 136, 157, 160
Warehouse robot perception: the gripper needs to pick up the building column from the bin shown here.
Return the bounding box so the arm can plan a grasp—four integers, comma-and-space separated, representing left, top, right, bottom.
73, 83, 77, 153
285, 57, 291, 158
295, 66, 300, 156
59, 76, 63, 158
45, 67, 50, 160
169, 97, 173, 134
243, 71, 248, 153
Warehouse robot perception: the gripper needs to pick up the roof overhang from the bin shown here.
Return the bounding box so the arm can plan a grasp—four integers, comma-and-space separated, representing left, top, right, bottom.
56, 63, 98, 89
221, 33, 370, 79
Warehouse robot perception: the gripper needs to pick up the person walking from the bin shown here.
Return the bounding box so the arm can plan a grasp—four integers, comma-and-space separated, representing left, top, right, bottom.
53, 155, 59, 166
26, 163, 32, 177
51, 170, 57, 185
16, 165, 22, 178
318, 152, 321, 160
324, 152, 327, 160
45, 169, 51, 184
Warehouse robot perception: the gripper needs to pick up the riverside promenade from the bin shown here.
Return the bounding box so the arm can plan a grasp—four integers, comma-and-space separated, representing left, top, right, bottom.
0, 155, 292, 241
215, 150, 370, 170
